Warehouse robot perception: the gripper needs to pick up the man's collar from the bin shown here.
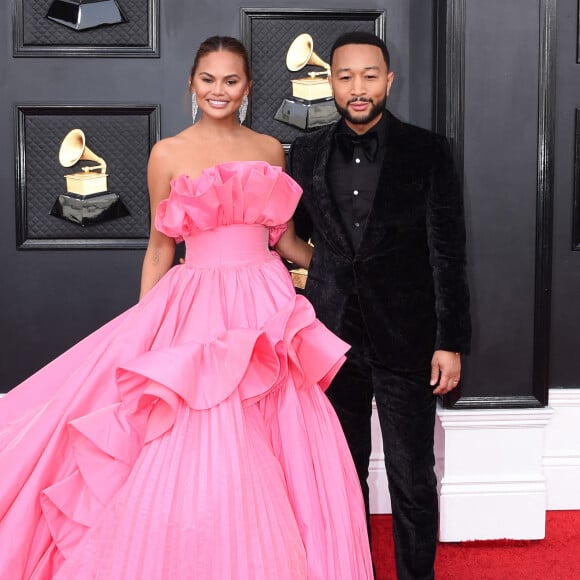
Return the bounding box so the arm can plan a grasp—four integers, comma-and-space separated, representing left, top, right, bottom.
336, 111, 387, 146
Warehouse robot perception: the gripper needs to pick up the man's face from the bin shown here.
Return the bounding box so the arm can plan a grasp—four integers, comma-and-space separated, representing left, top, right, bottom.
329, 43, 395, 134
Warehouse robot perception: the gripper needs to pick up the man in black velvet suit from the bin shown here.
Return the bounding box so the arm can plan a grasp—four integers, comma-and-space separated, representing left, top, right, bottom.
288, 32, 471, 579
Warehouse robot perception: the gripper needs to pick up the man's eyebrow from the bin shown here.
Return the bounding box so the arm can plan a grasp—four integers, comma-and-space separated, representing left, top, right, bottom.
335, 65, 381, 73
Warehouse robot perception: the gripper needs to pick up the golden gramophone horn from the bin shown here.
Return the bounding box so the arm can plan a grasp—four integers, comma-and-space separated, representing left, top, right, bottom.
286, 33, 330, 72
58, 128, 107, 173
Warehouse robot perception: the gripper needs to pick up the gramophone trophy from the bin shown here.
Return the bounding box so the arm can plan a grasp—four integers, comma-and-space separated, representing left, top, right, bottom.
274, 33, 340, 131
50, 128, 129, 227
46, 0, 127, 31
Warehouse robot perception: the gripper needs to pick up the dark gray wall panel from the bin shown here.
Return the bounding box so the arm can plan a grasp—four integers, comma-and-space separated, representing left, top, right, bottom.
0, 1, 434, 390
550, 0, 580, 387
462, 0, 539, 398
438, 0, 558, 407
6, 1, 575, 400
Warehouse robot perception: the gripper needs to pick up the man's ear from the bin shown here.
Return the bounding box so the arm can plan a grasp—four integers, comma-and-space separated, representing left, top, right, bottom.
386, 71, 395, 96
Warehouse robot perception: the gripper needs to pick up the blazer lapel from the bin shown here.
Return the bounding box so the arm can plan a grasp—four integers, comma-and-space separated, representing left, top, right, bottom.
357, 112, 397, 256
310, 125, 354, 258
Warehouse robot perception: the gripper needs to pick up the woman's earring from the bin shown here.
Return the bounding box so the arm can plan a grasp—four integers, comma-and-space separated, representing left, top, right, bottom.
191, 92, 198, 124
238, 95, 248, 125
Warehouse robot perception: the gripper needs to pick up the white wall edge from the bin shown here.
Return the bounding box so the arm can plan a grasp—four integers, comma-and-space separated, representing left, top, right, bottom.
436, 404, 553, 540
437, 407, 554, 428
544, 388, 580, 509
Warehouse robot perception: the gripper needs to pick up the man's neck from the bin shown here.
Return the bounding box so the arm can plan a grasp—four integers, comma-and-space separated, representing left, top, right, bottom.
343, 111, 384, 136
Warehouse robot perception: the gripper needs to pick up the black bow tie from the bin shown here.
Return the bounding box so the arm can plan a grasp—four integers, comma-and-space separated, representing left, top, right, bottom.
335, 130, 379, 162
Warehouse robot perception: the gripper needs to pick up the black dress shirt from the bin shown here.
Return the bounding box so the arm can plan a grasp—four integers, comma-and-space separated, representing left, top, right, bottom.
327, 113, 387, 251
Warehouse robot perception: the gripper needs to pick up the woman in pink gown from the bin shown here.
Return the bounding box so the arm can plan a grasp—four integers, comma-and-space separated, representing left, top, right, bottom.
0, 36, 372, 579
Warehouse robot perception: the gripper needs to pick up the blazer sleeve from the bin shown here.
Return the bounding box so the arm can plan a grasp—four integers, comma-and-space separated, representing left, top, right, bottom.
427, 136, 472, 354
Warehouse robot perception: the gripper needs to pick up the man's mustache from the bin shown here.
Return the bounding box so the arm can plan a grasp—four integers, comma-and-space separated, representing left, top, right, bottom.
347, 97, 372, 104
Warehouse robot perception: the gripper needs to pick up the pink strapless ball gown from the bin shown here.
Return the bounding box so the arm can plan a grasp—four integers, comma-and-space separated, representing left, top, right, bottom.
0, 161, 373, 579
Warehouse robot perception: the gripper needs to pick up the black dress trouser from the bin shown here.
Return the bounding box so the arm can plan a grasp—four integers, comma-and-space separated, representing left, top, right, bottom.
325, 296, 438, 580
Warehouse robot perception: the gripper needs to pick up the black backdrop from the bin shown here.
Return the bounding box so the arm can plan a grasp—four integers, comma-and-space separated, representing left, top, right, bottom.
1, 0, 578, 404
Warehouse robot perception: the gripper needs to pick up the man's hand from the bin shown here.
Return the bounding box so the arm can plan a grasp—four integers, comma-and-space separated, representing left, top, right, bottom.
430, 350, 462, 395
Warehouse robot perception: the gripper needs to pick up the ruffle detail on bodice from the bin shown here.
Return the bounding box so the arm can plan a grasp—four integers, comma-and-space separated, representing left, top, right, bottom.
38, 294, 348, 564
155, 161, 303, 246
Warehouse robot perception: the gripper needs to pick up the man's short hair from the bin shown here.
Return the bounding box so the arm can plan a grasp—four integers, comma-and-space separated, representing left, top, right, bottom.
330, 31, 390, 69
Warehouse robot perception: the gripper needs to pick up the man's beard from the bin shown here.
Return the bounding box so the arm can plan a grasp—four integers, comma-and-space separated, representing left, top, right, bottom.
334, 95, 386, 126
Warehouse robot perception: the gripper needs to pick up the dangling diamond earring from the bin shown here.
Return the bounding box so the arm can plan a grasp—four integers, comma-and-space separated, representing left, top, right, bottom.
238, 95, 248, 125
191, 92, 198, 124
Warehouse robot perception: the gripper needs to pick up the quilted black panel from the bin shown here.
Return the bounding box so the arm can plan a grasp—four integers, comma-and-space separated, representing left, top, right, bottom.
16, 0, 155, 53
18, 107, 157, 245
246, 16, 379, 145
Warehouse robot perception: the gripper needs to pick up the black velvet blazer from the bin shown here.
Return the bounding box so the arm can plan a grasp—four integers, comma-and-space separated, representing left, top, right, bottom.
288, 110, 471, 371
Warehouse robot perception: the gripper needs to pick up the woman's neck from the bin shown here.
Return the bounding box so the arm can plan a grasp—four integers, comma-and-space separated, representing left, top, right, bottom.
195, 115, 243, 139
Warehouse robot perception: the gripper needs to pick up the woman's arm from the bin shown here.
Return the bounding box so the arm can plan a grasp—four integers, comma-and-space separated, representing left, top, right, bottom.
264, 138, 314, 268
139, 142, 176, 300
274, 219, 313, 270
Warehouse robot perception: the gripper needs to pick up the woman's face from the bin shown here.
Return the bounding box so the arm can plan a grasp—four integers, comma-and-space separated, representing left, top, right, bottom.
191, 49, 250, 121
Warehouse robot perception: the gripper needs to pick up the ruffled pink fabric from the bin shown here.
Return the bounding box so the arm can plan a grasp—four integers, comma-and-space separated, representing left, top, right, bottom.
156, 161, 302, 246
0, 161, 372, 579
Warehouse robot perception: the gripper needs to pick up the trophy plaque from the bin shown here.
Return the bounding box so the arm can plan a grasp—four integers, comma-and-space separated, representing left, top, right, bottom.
274, 33, 339, 131
50, 128, 129, 227
46, 0, 127, 31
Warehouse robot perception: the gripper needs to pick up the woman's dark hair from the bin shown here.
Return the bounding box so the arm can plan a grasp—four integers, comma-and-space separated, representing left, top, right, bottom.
190, 36, 252, 81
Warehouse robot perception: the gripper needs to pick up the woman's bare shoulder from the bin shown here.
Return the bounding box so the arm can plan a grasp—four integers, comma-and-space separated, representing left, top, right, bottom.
148, 128, 201, 175
246, 130, 285, 167
150, 129, 193, 157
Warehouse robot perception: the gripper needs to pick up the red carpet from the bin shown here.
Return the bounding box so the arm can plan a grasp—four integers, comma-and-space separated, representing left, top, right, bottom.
370, 510, 580, 579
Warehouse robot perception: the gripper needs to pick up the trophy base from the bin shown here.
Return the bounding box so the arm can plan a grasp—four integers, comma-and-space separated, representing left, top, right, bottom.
50, 192, 129, 227
46, 0, 127, 31
274, 98, 340, 130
